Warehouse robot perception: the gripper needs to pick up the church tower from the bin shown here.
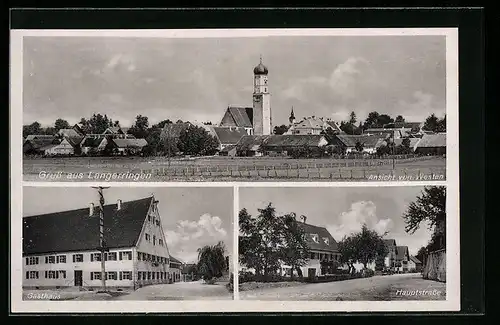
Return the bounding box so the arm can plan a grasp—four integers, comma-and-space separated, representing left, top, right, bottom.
289, 106, 296, 125
252, 57, 272, 135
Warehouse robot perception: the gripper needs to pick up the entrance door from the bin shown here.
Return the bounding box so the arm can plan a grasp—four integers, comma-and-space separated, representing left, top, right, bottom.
308, 268, 316, 279
74, 270, 83, 286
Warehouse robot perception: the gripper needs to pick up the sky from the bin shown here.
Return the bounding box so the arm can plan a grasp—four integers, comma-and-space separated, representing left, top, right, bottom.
23, 35, 446, 128
239, 186, 438, 256
23, 187, 233, 264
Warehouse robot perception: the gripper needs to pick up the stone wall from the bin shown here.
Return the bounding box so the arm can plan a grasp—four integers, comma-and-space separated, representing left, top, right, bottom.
423, 249, 446, 282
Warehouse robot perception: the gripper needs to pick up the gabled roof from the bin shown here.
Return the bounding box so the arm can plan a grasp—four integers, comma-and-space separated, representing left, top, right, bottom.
111, 138, 148, 148
395, 246, 409, 261
58, 128, 83, 139
25, 135, 56, 142
212, 127, 248, 144
23, 197, 153, 255
64, 136, 84, 147
220, 144, 237, 153
415, 133, 446, 148
24, 136, 58, 149
335, 134, 381, 148
293, 117, 341, 133
297, 222, 338, 253
409, 256, 422, 264
81, 137, 105, 147
224, 107, 253, 128
104, 127, 124, 134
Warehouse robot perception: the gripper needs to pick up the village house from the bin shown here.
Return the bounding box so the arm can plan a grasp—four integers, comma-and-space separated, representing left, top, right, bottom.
408, 255, 423, 273
169, 256, 183, 283
40, 137, 81, 156
23, 135, 58, 155
286, 114, 342, 136
331, 134, 381, 154
280, 218, 341, 278
80, 137, 108, 155
413, 133, 447, 155
107, 138, 148, 156
23, 196, 174, 290
234, 134, 328, 157
394, 246, 411, 273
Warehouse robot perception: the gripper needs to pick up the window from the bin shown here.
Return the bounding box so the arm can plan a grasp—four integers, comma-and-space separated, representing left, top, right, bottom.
73, 254, 83, 263
45, 255, 56, 264
143, 272, 147, 280
322, 237, 330, 246
157, 272, 160, 280
311, 234, 319, 243
90, 272, 102, 280
153, 235, 156, 245
148, 215, 151, 222
147, 272, 151, 280
120, 251, 132, 260
56, 255, 66, 263
137, 252, 142, 261
159, 239, 163, 246
91, 253, 102, 262
106, 252, 117, 261
106, 272, 118, 280
155, 219, 160, 226
45, 270, 58, 279
26, 271, 39, 279
26, 256, 39, 265
137, 271, 142, 280
152, 272, 155, 280
59, 270, 67, 278
145, 233, 151, 242
120, 271, 132, 280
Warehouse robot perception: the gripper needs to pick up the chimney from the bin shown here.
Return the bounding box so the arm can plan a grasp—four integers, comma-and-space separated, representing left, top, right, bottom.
117, 199, 122, 211
89, 203, 94, 216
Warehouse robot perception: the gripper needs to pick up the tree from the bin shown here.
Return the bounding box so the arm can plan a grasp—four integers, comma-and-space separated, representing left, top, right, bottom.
128, 115, 149, 139
395, 115, 405, 123
354, 224, 388, 269
403, 186, 446, 251
436, 115, 446, 132
176, 119, 184, 124
280, 213, 310, 279
79, 114, 113, 134
355, 141, 364, 153
338, 235, 358, 275
197, 241, 227, 283
152, 119, 172, 129
423, 114, 439, 132
416, 246, 428, 269
54, 119, 70, 132
177, 124, 219, 156
273, 124, 290, 135
363, 111, 380, 130
142, 128, 163, 156
378, 114, 394, 127
23, 121, 42, 138
349, 111, 357, 125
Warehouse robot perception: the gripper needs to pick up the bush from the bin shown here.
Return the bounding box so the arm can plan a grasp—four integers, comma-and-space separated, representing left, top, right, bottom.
362, 268, 375, 277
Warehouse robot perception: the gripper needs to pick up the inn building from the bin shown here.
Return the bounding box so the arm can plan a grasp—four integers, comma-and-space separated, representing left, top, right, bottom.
23, 195, 183, 290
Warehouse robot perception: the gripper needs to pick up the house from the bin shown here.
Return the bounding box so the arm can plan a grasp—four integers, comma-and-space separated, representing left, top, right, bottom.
80, 137, 108, 155
108, 138, 148, 156
408, 256, 423, 273
219, 106, 254, 135
181, 263, 197, 282
332, 134, 381, 154
287, 116, 342, 135
235, 134, 328, 157
41, 137, 78, 156
219, 145, 237, 157
414, 133, 446, 155
103, 127, 127, 138
394, 246, 411, 273
169, 256, 183, 283
211, 127, 248, 151
23, 196, 172, 290
382, 239, 398, 270
375, 137, 421, 152
23, 135, 57, 154
280, 219, 341, 278
57, 125, 85, 140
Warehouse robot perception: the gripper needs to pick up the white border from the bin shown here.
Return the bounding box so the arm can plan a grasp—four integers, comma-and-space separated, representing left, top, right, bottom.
10, 27, 459, 313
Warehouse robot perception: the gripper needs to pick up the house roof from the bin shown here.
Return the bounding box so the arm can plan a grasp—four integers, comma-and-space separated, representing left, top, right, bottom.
409, 256, 422, 264
383, 239, 397, 247
25, 135, 56, 142
64, 136, 84, 147
213, 127, 248, 144
297, 222, 338, 253
81, 137, 105, 147
170, 256, 182, 264
395, 246, 409, 261
58, 129, 83, 139
235, 135, 326, 151
225, 106, 254, 128
415, 133, 446, 148
23, 197, 153, 255
293, 117, 341, 133
104, 127, 124, 134
111, 138, 148, 148
24, 136, 58, 149
220, 144, 237, 153
38, 144, 59, 151
335, 134, 381, 148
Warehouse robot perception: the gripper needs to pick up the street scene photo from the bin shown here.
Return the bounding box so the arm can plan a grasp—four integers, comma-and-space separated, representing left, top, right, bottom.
22, 33, 446, 182
238, 186, 446, 301
22, 186, 234, 300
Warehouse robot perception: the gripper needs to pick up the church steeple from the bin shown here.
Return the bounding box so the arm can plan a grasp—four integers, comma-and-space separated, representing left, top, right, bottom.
289, 106, 296, 125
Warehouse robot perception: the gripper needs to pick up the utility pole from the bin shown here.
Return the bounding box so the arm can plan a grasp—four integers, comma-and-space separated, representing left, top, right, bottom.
92, 186, 110, 292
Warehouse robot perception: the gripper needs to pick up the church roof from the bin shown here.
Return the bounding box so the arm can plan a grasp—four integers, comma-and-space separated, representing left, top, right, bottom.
23, 197, 153, 255
224, 107, 253, 128
253, 60, 269, 75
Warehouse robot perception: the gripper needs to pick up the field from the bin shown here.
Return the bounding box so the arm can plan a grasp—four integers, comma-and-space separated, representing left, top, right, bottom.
23, 155, 446, 182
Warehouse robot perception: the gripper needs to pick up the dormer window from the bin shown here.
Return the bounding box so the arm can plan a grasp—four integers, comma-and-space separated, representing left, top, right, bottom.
311, 234, 319, 243
323, 237, 330, 245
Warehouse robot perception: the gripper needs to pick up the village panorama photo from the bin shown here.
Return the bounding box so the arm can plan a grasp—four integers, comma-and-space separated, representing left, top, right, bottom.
238, 186, 447, 301
17, 29, 450, 182
19, 186, 234, 301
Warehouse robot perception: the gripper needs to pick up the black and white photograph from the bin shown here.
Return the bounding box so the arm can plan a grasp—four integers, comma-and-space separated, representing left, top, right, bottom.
21, 186, 234, 301
18, 30, 450, 182
238, 186, 447, 301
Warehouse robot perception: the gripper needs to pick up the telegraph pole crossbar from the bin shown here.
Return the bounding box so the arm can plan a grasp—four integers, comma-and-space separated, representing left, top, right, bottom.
92, 186, 110, 292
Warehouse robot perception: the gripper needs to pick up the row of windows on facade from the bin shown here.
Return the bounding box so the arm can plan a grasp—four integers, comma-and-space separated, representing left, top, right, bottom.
25, 270, 132, 280
310, 252, 339, 261
26, 252, 133, 265
144, 232, 164, 246
147, 213, 161, 227
137, 271, 180, 281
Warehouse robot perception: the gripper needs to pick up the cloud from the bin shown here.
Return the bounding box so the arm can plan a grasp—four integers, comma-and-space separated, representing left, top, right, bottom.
164, 213, 228, 263
327, 201, 393, 241
397, 90, 445, 121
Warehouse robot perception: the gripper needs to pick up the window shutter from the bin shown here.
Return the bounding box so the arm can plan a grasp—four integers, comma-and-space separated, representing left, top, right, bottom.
26, 271, 29, 279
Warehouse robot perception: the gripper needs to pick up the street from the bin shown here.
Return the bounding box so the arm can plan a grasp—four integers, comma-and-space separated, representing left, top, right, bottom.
240, 273, 446, 301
